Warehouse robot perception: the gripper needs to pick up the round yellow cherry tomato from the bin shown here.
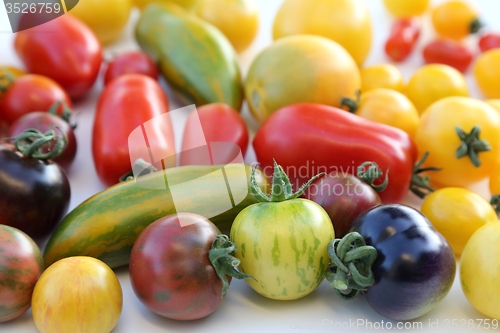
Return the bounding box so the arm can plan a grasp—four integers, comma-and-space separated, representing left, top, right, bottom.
272, 0, 372, 66
461, 221, 500, 320
486, 99, 500, 114
134, 0, 199, 11
69, 0, 132, 45
474, 49, 500, 99
421, 187, 497, 257
194, 0, 259, 53
383, 0, 430, 18
431, 0, 481, 40
406, 64, 469, 114
414, 96, 500, 188
360, 64, 404, 93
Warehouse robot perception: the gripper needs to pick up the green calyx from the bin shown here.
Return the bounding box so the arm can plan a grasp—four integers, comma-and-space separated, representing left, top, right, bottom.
250, 159, 325, 202
119, 158, 158, 182
4, 128, 67, 160
325, 232, 377, 300
411, 151, 442, 199
209, 234, 254, 297
357, 161, 388, 192
339, 90, 361, 113
490, 195, 500, 215
0, 68, 15, 92
48, 101, 76, 129
470, 18, 483, 34
455, 125, 491, 167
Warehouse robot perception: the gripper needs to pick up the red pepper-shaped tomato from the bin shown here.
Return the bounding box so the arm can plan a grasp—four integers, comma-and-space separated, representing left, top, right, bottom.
385, 18, 421, 62
14, 15, 102, 99
253, 103, 418, 204
92, 74, 175, 187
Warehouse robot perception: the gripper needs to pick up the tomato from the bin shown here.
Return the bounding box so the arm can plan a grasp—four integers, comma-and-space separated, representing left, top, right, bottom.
327, 204, 455, 320
69, 0, 132, 45
421, 187, 497, 257
14, 15, 102, 99
0, 74, 72, 125
180, 103, 249, 166
406, 64, 469, 114
194, 0, 259, 53
230, 162, 335, 300
485, 99, 500, 114
130, 213, 251, 320
460, 221, 500, 320
341, 88, 420, 138
384, 18, 421, 62
245, 35, 360, 123
0, 225, 43, 322
93, 74, 175, 187
103, 51, 158, 85
134, 0, 199, 11
32, 256, 122, 333
360, 64, 404, 93
272, 0, 372, 66
382, 0, 430, 18
431, 0, 482, 40
423, 39, 473, 73
474, 49, 500, 99
414, 97, 500, 188
478, 32, 500, 53
0, 66, 25, 100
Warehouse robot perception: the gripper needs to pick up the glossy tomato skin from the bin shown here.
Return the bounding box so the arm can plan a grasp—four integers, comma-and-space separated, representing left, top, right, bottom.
0, 144, 70, 240
14, 15, 102, 99
479, 32, 500, 53
129, 213, 227, 320
103, 51, 158, 85
92, 74, 174, 187
351, 204, 456, 321
423, 39, 473, 73
385, 18, 421, 62
0, 225, 44, 322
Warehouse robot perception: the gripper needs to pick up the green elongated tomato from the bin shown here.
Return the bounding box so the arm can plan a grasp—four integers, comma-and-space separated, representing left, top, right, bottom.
135, 2, 243, 111
230, 161, 335, 300
44, 164, 269, 269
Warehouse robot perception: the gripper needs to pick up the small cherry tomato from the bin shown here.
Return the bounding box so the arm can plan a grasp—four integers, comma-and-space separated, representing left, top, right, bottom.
103, 51, 158, 85
474, 49, 500, 99
360, 64, 405, 93
423, 39, 473, 73
431, 0, 482, 40
385, 18, 421, 62
478, 32, 500, 53
382, 0, 430, 18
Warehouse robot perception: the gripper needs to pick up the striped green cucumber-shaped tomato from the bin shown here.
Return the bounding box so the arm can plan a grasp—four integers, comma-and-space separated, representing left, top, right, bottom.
230, 162, 335, 300
43, 164, 269, 269
135, 3, 243, 111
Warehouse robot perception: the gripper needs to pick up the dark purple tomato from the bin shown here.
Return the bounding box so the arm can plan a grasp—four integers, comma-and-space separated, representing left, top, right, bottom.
0, 144, 70, 240
350, 204, 456, 321
305, 173, 381, 238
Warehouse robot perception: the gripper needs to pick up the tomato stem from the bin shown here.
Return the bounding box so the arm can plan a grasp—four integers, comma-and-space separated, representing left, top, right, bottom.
455, 125, 491, 167
209, 234, 254, 297
339, 90, 361, 113
410, 151, 441, 199
357, 161, 389, 192
48, 101, 77, 129
470, 18, 483, 34
4, 128, 67, 160
325, 232, 377, 300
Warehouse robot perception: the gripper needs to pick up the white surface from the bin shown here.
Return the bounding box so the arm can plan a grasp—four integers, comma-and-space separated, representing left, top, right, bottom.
1, 0, 499, 332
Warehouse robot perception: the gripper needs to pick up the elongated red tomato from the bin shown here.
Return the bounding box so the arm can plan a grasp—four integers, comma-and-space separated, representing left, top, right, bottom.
423, 39, 473, 73
479, 32, 500, 53
14, 15, 102, 99
385, 18, 421, 62
92, 74, 175, 187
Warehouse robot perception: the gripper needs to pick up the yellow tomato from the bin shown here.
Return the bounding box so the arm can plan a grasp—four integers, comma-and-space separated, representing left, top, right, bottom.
245, 35, 360, 123
32, 257, 122, 333
383, 0, 430, 18
360, 64, 404, 93
343, 88, 419, 138
69, 0, 132, 45
486, 99, 500, 114
421, 187, 497, 257
431, 0, 481, 40
194, 0, 259, 53
272, 0, 372, 66
461, 221, 500, 319
414, 97, 500, 188
134, 0, 199, 11
406, 64, 469, 114
474, 49, 500, 99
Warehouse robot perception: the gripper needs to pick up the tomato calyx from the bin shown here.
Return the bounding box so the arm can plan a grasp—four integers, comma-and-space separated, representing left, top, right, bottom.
455, 125, 491, 167
4, 128, 67, 160
250, 160, 324, 202
410, 151, 441, 198
470, 18, 483, 35
0, 68, 15, 92
48, 101, 76, 129
208, 234, 254, 297
490, 195, 500, 215
325, 232, 377, 300
357, 161, 389, 192
340, 90, 361, 113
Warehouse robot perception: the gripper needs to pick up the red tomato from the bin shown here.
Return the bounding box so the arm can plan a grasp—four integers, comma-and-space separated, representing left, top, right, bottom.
478, 32, 500, 53
14, 15, 102, 99
423, 39, 474, 73
0, 74, 71, 125
385, 18, 421, 62
92, 74, 175, 187
180, 103, 249, 166
103, 51, 158, 85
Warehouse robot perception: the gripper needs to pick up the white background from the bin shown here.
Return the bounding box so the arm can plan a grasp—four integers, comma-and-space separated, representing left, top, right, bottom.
1, 0, 500, 332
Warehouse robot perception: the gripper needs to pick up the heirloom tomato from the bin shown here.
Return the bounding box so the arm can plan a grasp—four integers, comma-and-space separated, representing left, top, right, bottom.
103, 51, 158, 85
360, 64, 404, 93
32, 256, 122, 333
129, 213, 251, 320
474, 49, 500, 99
431, 0, 482, 40
461, 221, 500, 320
414, 97, 500, 188
230, 162, 335, 300
382, 0, 430, 18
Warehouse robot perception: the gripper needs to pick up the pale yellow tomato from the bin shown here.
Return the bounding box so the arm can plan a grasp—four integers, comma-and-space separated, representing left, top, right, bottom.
474, 49, 500, 99
360, 64, 404, 93
383, 0, 430, 18
32, 257, 122, 333
194, 0, 259, 53
406, 64, 469, 114
134, 0, 199, 11
486, 99, 500, 114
